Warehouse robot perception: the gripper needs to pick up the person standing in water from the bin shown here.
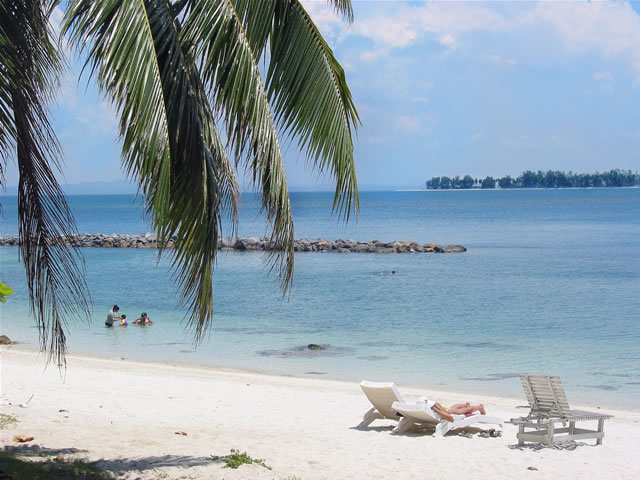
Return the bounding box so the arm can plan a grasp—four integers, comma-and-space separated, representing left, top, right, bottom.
105, 304, 121, 327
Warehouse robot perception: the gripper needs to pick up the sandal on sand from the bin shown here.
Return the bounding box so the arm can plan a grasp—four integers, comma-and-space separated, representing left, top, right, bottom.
479, 431, 490, 438
488, 429, 502, 438
459, 431, 473, 438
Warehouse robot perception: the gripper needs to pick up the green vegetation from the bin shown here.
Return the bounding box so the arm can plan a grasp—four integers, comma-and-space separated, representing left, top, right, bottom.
0, 0, 358, 363
0, 413, 17, 428
211, 449, 272, 470
0, 453, 111, 480
426, 169, 640, 189
0, 281, 13, 303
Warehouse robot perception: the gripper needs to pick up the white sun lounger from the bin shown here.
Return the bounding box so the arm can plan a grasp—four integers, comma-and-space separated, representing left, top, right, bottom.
509, 374, 614, 447
359, 380, 503, 436
392, 400, 504, 436
358, 381, 405, 428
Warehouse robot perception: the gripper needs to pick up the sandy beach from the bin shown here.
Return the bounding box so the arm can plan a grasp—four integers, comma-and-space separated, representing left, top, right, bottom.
0, 346, 637, 479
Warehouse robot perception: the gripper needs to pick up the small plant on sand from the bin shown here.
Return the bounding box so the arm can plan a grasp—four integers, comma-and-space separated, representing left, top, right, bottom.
211, 449, 272, 470
0, 413, 17, 428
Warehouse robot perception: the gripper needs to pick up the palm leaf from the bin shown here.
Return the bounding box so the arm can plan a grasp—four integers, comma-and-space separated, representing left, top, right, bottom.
181, 0, 296, 291
267, 0, 359, 219
64, 0, 238, 342
230, 0, 359, 220
0, 0, 91, 365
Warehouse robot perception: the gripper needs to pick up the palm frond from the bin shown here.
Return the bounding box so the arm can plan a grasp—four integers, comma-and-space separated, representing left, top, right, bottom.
182, 0, 296, 292
230, 0, 359, 220
326, 0, 354, 23
267, 0, 359, 219
64, 0, 238, 342
0, 0, 91, 365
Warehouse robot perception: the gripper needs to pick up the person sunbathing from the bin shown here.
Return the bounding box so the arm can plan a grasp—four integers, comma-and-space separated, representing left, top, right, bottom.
430, 402, 486, 422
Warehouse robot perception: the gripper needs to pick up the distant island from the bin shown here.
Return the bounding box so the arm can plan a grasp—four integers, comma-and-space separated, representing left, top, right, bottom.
425, 169, 640, 189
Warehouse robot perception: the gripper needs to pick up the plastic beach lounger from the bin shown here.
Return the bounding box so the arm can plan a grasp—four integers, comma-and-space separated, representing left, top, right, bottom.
358, 380, 405, 428
391, 400, 503, 436
508, 374, 614, 447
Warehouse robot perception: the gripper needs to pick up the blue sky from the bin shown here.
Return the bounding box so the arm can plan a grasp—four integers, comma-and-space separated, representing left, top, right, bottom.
4, 0, 640, 190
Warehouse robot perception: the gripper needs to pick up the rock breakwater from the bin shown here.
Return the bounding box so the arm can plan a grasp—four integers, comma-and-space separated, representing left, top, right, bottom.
0, 234, 466, 253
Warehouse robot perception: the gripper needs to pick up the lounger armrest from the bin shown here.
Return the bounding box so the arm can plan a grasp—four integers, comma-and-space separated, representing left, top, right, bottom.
568, 409, 614, 420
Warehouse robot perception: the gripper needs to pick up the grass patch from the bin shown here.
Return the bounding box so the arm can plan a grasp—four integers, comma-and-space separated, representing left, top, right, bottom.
211, 449, 272, 470
0, 453, 111, 480
0, 413, 17, 429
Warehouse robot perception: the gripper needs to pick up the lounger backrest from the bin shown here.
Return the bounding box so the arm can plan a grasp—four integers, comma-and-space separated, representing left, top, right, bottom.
520, 375, 572, 418
360, 381, 404, 419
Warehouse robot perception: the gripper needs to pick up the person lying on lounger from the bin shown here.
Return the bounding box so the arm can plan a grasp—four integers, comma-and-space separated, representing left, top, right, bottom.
430, 402, 486, 422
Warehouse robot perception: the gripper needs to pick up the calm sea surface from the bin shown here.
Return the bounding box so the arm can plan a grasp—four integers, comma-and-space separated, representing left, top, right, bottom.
1, 189, 639, 407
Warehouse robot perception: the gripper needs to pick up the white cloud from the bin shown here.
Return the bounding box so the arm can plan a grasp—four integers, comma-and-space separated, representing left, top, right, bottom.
471, 133, 485, 142
346, 1, 640, 80
485, 55, 518, 67
360, 49, 388, 63
76, 101, 118, 137
592, 71, 614, 92
353, 1, 508, 51
411, 96, 430, 104
503, 135, 539, 150
300, 0, 350, 40
439, 33, 457, 51
356, 16, 419, 48
395, 115, 423, 132
549, 134, 572, 148
518, 1, 640, 78
593, 71, 613, 82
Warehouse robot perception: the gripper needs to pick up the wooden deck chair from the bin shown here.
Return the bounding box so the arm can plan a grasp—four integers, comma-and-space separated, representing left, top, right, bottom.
509, 374, 614, 447
391, 400, 503, 436
358, 381, 405, 428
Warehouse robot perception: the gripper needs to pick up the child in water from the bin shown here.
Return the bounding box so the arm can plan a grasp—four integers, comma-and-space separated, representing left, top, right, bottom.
119, 314, 128, 326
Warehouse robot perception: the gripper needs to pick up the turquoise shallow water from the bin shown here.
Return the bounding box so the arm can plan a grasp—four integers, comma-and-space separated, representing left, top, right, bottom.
1, 189, 639, 407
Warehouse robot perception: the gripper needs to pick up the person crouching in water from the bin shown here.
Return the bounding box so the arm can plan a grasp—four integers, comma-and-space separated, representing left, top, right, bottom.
134, 312, 153, 325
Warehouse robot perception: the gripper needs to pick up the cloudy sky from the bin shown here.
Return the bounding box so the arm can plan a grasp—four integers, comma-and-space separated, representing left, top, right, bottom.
5, 0, 640, 190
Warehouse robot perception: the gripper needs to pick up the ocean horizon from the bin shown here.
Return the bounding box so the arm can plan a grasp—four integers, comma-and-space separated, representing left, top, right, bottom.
1, 188, 639, 408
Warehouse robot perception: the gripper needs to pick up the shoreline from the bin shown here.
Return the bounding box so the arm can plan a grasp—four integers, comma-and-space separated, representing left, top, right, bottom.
1, 346, 637, 479
3, 344, 636, 413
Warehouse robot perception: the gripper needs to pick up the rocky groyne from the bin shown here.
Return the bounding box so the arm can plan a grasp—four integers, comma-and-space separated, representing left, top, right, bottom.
0, 234, 466, 253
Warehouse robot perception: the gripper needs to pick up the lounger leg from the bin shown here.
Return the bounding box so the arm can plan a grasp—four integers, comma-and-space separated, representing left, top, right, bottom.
435, 420, 450, 437
358, 407, 378, 428
597, 418, 605, 446
546, 422, 555, 448
569, 420, 575, 438
518, 424, 525, 446
393, 417, 414, 435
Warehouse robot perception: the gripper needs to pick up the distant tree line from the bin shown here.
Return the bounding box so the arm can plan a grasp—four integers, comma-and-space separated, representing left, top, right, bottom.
425, 169, 640, 190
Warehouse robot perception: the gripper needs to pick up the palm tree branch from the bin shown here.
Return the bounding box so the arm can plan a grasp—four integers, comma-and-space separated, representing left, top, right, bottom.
182, 0, 295, 292
264, 0, 359, 220
64, 0, 238, 342
1, 0, 91, 366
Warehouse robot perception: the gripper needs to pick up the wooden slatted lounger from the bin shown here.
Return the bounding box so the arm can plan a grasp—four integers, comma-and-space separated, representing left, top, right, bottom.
509, 374, 614, 447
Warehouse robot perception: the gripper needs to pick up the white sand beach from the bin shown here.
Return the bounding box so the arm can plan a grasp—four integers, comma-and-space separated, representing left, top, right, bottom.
1, 346, 637, 479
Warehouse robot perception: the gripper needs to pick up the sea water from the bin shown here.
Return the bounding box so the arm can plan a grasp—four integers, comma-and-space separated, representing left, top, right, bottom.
1, 189, 639, 408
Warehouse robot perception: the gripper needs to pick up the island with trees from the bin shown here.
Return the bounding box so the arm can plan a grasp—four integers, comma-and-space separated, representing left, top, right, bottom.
425, 169, 640, 189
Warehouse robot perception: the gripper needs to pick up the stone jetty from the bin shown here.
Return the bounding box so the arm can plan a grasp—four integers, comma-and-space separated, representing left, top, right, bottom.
0, 234, 466, 253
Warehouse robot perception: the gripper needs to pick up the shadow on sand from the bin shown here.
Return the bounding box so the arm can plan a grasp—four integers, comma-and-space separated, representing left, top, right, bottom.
98, 454, 213, 474
1, 443, 214, 476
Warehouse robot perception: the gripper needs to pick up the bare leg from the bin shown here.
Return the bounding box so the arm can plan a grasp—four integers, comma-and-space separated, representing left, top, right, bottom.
449, 403, 486, 415
431, 402, 454, 422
